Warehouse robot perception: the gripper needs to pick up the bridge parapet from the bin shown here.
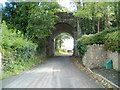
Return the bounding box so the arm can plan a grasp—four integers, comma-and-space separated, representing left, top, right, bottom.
55, 12, 74, 19
55, 12, 77, 28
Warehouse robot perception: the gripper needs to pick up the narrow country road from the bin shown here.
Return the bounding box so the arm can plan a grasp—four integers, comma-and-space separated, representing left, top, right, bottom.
1, 54, 102, 88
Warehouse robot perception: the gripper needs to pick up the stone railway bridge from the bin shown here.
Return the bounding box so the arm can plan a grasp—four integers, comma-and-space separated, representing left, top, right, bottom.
46, 12, 80, 57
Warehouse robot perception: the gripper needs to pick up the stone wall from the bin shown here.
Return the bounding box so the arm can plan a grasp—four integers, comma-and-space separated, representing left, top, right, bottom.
82, 45, 120, 71
83, 45, 106, 69
107, 51, 120, 71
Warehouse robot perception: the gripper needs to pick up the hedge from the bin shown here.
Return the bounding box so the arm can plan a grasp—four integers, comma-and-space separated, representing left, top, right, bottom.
77, 28, 119, 59
0, 21, 38, 74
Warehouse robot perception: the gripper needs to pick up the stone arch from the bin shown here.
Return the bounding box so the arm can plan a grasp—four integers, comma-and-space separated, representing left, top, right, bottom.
46, 12, 78, 57
52, 23, 74, 38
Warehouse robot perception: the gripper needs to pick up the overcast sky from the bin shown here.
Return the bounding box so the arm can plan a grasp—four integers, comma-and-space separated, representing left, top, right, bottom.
62, 38, 74, 50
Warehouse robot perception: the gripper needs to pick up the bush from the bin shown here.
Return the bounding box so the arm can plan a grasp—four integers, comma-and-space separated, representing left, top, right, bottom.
1, 21, 38, 74
77, 28, 119, 60
77, 40, 87, 59
104, 31, 120, 52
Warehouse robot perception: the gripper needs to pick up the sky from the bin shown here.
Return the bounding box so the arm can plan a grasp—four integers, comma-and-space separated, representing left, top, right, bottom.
58, 0, 77, 12
0, 0, 6, 7
62, 38, 74, 50
0, 0, 7, 4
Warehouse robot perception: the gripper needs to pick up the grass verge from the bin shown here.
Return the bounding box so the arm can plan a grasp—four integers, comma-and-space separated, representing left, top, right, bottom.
0, 54, 46, 80
55, 49, 69, 55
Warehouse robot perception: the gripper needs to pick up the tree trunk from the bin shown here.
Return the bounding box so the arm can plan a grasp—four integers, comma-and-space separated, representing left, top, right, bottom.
97, 17, 100, 32
118, 2, 120, 29
55, 38, 58, 50
77, 17, 82, 37
59, 39, 62, 48
114, 3, 118, 27
105, 14, 109, 28
92, 3, 95, 33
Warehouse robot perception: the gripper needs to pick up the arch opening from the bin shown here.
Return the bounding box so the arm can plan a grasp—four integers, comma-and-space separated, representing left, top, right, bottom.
54, 32, 74, 56
46, 22, 78, 57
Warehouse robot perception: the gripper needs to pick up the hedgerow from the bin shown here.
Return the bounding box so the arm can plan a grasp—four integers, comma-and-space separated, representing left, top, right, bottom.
0, 21, 40, 79
77, 28, 119, 60
104, 31, 119, 52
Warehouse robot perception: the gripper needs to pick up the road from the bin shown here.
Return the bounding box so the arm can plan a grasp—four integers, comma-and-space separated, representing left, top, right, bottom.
1, 54, 102, 88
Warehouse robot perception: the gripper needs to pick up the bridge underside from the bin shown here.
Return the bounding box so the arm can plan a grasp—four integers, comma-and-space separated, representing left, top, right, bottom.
46, 12, 79, 57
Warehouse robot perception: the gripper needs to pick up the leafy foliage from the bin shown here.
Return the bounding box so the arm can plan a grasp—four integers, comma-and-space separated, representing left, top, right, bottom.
2, 2, 62, 54
1, 21, 39, 75
77, 28, 119, 59
1, 2, 63, 79
27, 2, 60, 41
77, 41, 87, 60
104, 30, 120, 52
2, 2, 38, 34
74, 2, 120, 34
2, 2, 61, 41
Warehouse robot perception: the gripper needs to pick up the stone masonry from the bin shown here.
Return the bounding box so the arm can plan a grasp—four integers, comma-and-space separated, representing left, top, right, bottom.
46, 12, 79, 57
82, 45, 120, 71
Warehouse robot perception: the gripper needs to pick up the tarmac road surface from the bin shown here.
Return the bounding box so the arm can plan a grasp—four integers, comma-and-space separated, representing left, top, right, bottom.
1, 54, 102, 88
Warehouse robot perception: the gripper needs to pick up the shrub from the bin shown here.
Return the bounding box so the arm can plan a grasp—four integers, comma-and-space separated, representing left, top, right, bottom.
104, 31, 120, 52
1, 21, 38, 73
77, 28, 119, 60
77, 40, 87, 59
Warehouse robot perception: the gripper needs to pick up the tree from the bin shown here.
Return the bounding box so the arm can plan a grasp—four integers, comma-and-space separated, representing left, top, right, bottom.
2, 2, 62, 53
2, 2, 38, 34
74, 2, 119, 34
26, 2, 60, 42
55, 33, 71, 50
2, 2, 62, 40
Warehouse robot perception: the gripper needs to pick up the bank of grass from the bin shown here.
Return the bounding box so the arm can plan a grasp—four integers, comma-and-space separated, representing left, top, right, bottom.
55, 48, 69, 55
0, 54, 45, 80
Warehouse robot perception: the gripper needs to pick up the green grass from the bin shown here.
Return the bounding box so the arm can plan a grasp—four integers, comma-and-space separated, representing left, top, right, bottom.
55, 48, 69, 55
